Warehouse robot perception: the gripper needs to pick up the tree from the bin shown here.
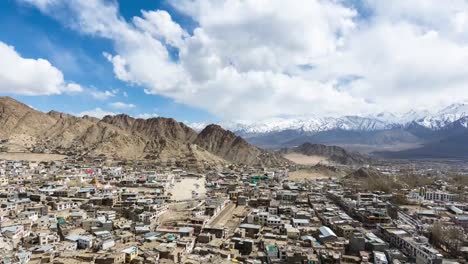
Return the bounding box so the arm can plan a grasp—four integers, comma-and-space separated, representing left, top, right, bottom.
430, 222, 444, 246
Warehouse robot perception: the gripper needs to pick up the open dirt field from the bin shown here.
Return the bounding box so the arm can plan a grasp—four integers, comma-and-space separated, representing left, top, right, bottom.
0, 152, 66, 161
283, 153, 329, 165
169, 176, 206, 201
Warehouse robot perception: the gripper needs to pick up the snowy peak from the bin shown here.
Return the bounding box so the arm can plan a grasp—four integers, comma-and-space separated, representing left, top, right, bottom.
371, 112, 400, 123
438, 102, 468, 115
219, 115, 394, 134
189, 102, 468, 134
414, 102, 468, 129
399, 109, 432, 124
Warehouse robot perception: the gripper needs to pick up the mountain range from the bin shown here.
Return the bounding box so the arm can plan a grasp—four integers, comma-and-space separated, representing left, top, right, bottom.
192, 102, 468, 159
0, 97, 289, 167
2, 96, 466, 162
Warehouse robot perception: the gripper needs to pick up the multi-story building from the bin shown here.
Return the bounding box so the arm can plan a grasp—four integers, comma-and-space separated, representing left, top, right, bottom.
378, 225, 443, 264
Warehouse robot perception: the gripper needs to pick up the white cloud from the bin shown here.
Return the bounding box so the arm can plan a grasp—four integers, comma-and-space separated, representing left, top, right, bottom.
137, 113, 159, 119
133, 10, 188, 47
21, 0, 468, 119
65, 83, 83, 93
0, 41, 83, 95
77, 108, 115, 119
109, 101, 136, 109
90, 89, 116, 100
19, 0, 59, 12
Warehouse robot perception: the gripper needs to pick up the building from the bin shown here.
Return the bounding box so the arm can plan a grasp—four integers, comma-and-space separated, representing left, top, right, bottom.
378, 225, 443, 264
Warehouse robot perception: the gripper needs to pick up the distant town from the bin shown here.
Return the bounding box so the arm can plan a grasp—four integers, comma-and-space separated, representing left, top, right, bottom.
0, 152, 466, 264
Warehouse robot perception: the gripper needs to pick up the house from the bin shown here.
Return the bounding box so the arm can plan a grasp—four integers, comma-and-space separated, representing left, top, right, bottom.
318, 226, 337, 243
65, 235, 94, 249
121, 246, 138, 263
1, 225, 25, 239
51, 201, 74, 211
239, 223, 261, 238
38, 232, 60, 245
292, 218, 310, 228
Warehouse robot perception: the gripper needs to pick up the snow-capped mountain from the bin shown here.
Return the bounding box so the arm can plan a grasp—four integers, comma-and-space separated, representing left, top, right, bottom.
370, 112, 401, 123
189, 103, 468, 134
188, 102, 468, 158
218, 115, 394, 135
412, 102, 468, 129
188, 102, 468, 150
216, 102, 468, 134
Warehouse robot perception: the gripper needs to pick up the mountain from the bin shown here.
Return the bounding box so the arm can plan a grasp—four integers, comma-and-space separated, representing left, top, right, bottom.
0, 96, 56, 148
210, 102, 468, 159
228, 115, 393, 135
218, 102, 468, 137
279, 142, 370, 165
194, 124, 290, 166
0, 97, 284, 166
102, 114, 197, 142
3, 96, 467, 162
411, 102, 468, 129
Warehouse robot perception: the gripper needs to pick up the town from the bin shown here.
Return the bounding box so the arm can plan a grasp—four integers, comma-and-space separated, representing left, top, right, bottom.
0, 155, 466, 264
2, 0, 468, 263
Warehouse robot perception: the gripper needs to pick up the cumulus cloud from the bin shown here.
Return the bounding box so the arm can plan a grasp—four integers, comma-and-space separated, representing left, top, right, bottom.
0, 41, 83, 95
109, 101, 136, 109
20, 0, 468, 119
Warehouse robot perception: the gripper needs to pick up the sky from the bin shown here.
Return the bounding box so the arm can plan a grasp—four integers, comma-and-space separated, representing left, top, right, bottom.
1, 0, 468, 123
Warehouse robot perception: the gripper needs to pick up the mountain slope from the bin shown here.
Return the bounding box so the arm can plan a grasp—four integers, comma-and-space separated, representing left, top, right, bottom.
216, 102, 468, 159
102, 114, 197, 142
194, 124, 289, 166
0, 96, 56, 148
0, 97, 285, 166
279, 142, 369, 165
0, 98, 206, 161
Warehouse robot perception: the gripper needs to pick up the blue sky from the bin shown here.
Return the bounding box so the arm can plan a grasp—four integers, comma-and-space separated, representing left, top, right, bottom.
0, 0, 215, 122
1, 0, 468, 123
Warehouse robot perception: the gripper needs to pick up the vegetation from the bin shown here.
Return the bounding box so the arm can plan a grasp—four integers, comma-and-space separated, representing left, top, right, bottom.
430, 223, 466, 256
395, 174, 436, 188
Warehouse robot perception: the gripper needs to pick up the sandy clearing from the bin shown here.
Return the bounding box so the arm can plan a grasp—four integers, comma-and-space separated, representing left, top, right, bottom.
169, 176, 206, 201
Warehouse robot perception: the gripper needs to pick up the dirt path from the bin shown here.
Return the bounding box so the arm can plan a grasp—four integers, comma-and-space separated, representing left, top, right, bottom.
209, 203, 235, 227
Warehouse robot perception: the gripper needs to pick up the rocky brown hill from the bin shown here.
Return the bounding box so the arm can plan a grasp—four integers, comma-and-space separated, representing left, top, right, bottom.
101, 114, 197, 142
0, 97, 285, 166
0, 97, 56, 148
194, 124, 290, 166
